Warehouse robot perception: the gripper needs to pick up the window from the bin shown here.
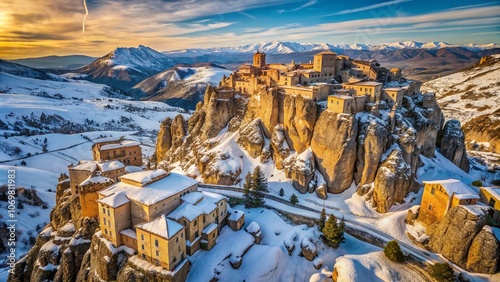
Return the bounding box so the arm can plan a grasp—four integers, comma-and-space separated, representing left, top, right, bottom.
203, 216, 206, 223
105, 228, 108, 235
141, 244, 145, 250
103, 218, 107, 225
194, 220, 197, 226
110, 231, 112, 237
155, 259, 160, 266
141, 234, 144, 241
155, 239, 159, 247
155, 250, 159, 256
102, 207, 105, 213
489, 198, 496, 207
176, 237, 179, 243
213, 233, 216, 238
107, 210, 110, 216
142, 254, 146, 259
431, 187, 435, 195
428, 204, 432, 211
178, 246, 180, 251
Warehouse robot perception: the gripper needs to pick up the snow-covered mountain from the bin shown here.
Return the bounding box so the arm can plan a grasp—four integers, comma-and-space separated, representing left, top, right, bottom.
74, 45, 176, 91
0, 59, 61, 81
130, 63, 232, 109
164, 40, 500, 56
422, 54, 500, 154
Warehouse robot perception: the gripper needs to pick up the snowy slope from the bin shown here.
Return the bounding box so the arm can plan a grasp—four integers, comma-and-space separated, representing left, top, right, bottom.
74, 45, 176, 91
421, 54, 500, 125
130, 65, 232, 109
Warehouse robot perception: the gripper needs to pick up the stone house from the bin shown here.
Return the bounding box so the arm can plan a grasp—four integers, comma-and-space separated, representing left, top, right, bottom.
78, 174, 114, 218
328, 95, 354, 114
342, 80, 382, 103
417, 179, 480, 226
68, 160, 127, 196
136, 215, 186, 271
381, 87, 405, 108
479, 187, 500, 223
93, 139, 142, 166
228, 210, 245, 231
281, 84, 330, 101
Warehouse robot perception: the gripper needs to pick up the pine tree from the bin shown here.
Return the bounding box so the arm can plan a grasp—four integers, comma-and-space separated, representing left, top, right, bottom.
322, 214, 345, 249
250, 166, 267, 207
243, 172, 254, 208
289, 193, 299, 206
384, 240, 404, 262
318, 208, 326, 231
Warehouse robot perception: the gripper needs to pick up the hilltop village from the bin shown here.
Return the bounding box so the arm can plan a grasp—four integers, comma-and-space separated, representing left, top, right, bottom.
220, 50, 421, 113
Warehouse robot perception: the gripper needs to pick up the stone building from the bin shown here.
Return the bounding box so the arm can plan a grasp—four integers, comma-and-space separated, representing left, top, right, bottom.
92, 138, 142, 166
136, 215, 186, 271
342, 80, 382, 103
328, 95, 354, 114
479, 187, 500, 223
381, 87, 405, 108
417, 179, 480, 226
228, 210, 245, 231
78, 174, 115, 218
68, 160, 127, 196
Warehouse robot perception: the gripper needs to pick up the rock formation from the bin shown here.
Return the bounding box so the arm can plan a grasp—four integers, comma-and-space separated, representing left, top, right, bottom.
426, 205, 499, 273
311, 112, 357, 193
371, 149, 415, 213
439, 120, 469, 172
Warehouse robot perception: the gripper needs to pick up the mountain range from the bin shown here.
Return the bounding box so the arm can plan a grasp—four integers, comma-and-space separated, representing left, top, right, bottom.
164, 40, 500, 56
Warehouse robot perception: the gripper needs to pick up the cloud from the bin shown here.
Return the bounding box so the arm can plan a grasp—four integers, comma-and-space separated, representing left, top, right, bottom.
325, 0, 412, 16
278, 0, 317, 13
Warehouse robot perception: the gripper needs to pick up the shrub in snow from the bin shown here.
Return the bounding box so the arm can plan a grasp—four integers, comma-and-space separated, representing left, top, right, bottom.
429, 262, 454, 282
471, 180, 482, 187
318, 208, 326, 231
384, 240, 405, 263
279, 188, 284, 197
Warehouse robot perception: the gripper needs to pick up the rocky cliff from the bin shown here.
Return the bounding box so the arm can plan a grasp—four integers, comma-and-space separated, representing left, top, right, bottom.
438, 120, 470, 172
426, 205, 499, 274
157, 83, 454, 212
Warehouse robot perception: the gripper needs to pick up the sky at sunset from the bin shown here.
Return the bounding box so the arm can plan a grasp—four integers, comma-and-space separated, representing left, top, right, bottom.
1, 0, 499, 59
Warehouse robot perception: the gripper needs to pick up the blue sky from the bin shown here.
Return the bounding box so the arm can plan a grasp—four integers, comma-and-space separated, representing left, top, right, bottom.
1, 0, 499, 58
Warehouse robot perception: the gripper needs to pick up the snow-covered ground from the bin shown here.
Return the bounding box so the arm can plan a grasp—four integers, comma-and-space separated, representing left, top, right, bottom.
188, 207, 426, 282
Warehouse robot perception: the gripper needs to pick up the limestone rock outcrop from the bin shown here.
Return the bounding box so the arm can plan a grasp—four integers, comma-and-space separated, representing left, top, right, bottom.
311, 112, 357, 193
426, 205, 494, 272
439, 119, 469, 172
155, 114, 186, 162
270, 124, 291, 170
283, 149, 315, 194
371, 149, 415, 213
355, 117, 390, 185
282, 95, 318, 153
237, 119, 266, 159
466, 226, 500, 274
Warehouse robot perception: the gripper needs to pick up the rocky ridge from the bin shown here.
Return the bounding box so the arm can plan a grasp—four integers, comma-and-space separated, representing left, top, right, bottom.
156, 82, 463, 212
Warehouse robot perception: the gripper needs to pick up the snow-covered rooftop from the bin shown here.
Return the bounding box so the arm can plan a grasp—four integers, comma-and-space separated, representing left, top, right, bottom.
71, 160, 97, 172
181, 192, 205, 205
120, 228, 137, 239
348, 81, 382, 87
79, 175, 113, 187
100, 172, 198, 206
202, 223, 218, 234
229, 210, 244, 221
98, 191, 130, 208
125, 166, 143, 173
97, 160, 125, 172
423, 179, 478, 196
330, 94, 354, 100
196, 198, 217, 214
92, 136, 123, 144
120, 169, 168, 185
383, 87, 403, 91
136, 214, 184, 239
168, 202, 203, 222
100, 140, 140, 151
481, 187, 500, 200
246, 221, 260, 234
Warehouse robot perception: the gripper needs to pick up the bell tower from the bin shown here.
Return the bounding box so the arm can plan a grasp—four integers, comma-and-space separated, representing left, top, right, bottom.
253, 50, 266, 68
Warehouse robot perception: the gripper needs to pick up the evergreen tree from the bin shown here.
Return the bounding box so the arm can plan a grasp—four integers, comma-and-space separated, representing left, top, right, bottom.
250, 166, 267, 207
318, 208, 326, 231
243, 172, 254, 208
279, 188, 284, 197
289, 193, 299, 206
322, 214, 345, 249
384, 240, 405, 262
